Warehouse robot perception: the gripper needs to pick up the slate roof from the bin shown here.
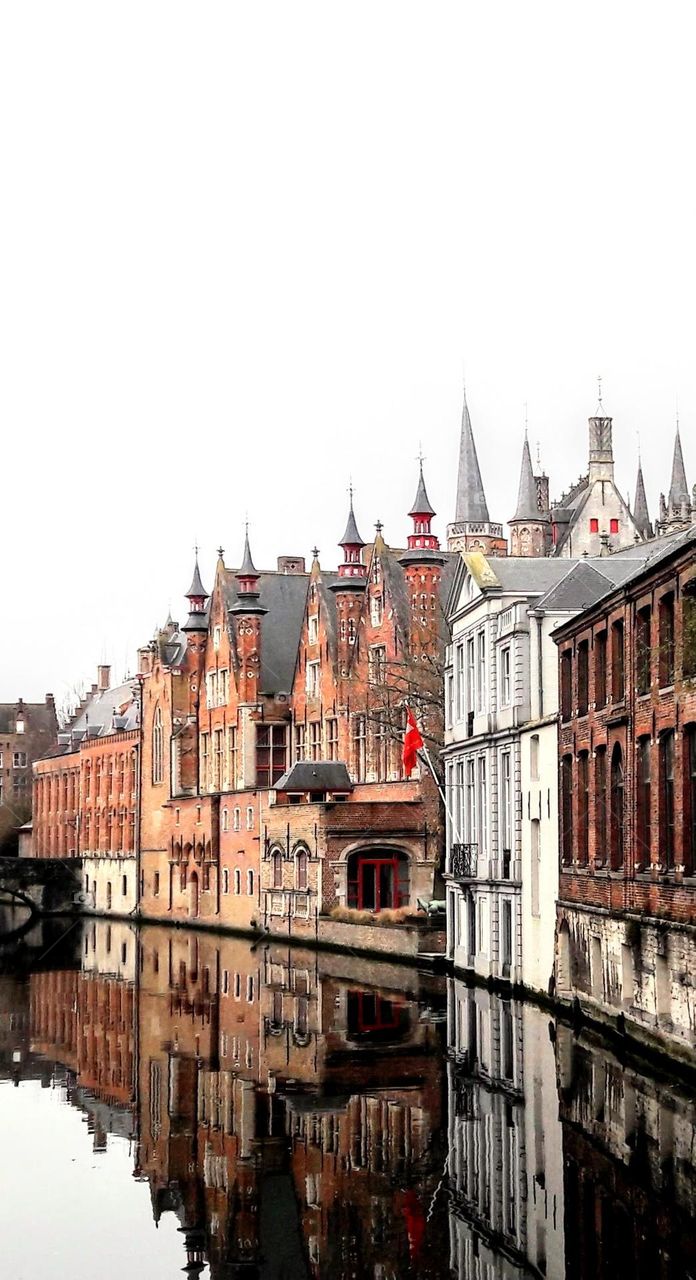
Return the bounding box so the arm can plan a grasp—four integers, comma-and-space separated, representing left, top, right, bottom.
408, 463, 436, 517
185, 559, 208, 600
668, 428, 690, 508
223, 569, 310, 694
339, 500, 365, 547
512, 436, 541, 522
275, 761, 353, 792
69, 681, 140, 738
0, 701, 56, 736
455, 393, 491, 524
633, 462, 652, 539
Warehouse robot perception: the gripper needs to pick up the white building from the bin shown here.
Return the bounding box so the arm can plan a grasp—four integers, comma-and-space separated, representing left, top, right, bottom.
444, 552, 644, 994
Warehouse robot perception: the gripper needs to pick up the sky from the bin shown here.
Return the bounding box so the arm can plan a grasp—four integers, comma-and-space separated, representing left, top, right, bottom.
1, 2, 695, 705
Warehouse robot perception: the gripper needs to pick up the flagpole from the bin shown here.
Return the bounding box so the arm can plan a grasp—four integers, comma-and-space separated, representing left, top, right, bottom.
417, 744, 463, 848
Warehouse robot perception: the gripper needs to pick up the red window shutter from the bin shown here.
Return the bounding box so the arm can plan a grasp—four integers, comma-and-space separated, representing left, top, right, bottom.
590, 518, 599, 533
610, 518, 619, 534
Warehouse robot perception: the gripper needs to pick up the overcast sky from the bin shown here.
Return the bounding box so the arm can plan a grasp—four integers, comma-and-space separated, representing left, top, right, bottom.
1, 3, 695, 704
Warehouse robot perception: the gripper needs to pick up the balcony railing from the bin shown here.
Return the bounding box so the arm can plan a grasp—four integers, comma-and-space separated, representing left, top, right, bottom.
450, 843, 478, 879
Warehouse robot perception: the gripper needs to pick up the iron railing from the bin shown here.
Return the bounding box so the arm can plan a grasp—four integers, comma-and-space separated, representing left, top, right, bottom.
450, 843, 478, 879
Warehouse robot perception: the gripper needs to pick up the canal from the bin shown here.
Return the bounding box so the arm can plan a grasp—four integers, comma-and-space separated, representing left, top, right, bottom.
0, 916, 694, 1278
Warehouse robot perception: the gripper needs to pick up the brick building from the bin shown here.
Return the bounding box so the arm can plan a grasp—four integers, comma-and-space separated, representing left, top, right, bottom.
555, 525, 696, 1057
0, 695, 57, 853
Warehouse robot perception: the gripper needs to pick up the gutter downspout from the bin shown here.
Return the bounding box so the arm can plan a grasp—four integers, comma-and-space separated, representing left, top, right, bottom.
536, 613, 544, 719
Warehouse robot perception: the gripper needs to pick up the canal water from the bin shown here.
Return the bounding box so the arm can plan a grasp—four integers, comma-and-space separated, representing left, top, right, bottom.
0, 915, 694, 1279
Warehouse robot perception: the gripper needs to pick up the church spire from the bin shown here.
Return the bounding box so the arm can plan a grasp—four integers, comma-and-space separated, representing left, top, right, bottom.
512, 434, 538, 521
633, 459, 652, 540
454, 388, 491, 524
668, 425, 689, 509
400, 458, 444, 566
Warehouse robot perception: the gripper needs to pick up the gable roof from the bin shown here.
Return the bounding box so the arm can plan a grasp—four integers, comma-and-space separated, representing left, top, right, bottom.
223, 568, 310, 694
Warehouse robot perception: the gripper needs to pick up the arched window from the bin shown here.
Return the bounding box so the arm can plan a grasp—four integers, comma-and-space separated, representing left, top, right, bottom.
221, 808, 229, 832
233, 807, 241, 831
272, 849, 283, 889
247, 869, 254, 896
234, 868, 241, 895
106, 881, 112, 910
660, 731, 675, 869
152, 705, 163, 784
296, 847, 308, 890
222, 868, 229, 894
246, 806, 254, 830
610, 744, 624, 870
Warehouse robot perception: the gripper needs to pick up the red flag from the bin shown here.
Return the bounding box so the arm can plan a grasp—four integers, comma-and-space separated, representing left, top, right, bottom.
402, 707, 424, 775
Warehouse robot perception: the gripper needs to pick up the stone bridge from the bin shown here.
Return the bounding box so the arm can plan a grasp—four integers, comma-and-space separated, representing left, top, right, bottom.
0, 857, 84, 924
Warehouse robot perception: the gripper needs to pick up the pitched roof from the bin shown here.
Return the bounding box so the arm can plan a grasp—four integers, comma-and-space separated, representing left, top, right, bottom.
512, 435, 541, 522
633, 461, 652, 539
454, 392, 491, 524
0, 701, 56, 737
223, 568, 310, 694
68, 681, 140, 740
339, 499, 365, 547
185, 558, 208, 599
238, 531, 258, 578
408, 463, 436, 517
668, 428, 690, 508
275, 761, 353, 792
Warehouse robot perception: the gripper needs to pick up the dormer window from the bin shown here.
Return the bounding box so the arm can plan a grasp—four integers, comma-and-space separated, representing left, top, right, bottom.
308, 615, 319, 645
370, 594, 383, 627
15, 720, 24, 735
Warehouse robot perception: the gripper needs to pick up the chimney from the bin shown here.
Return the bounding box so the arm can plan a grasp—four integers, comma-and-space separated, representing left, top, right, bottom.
97, 665, 111, 691
45, 693, 55, 706
277, 556, 306, 574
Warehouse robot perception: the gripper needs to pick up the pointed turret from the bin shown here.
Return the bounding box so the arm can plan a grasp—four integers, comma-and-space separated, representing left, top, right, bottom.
230, 527, 267, 615
400, 461, 444, 566
454, 390, 490, 524
182, 554, 209, 632
331, 490, 368, 585
633, 460, 652, 540
668, 428, 689, 509
508, 434, 549, 557
447, 389, 507, 555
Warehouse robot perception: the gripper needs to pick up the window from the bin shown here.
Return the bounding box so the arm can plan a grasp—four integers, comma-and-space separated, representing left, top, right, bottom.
308, 615, 319, 645
500, 751, 512, 873
589, 517, 599, 533
370, 593, 383, 627
213, 624, 221, 651
306, 661, 320, 699
477, 632, 486, 712
636, 738, 651, 869
500, 646, 511, 707
465, 758, 476, 842
256, 725, 287, 787
221, 808, 229, 832
233, 807, 240, 831
561, 756, 573, 865
530, 734, 539, 781
659, 593, 675, 687
446, 672, 454, 728
660, 731, 675, 869
560, 650, 572, 721
296, 848, 308, 890
122, 875, 128, 896
369, 645, 386, 683
477, 757, 487, 854
309, 721, 321, 761
610, 518, 619, 534
234, 869, 241, 894
246, 805, 254, 830
213, 728, 224, 791
578, 752, 589, 865
352, 715, 367, 781
611, 620, 625, 702
531, 820, 540, 917
154, 872, 160, 897
247, 869, 254, 896
456, 645, 465, 720
222, 868, 229, 894
685, 726, 696, 876
152, 705, 163, 784
610, 745, 624, 870
466, 638, 475, 719
295, 723, 306, 761
12, 752, 27, 768
227, 726, 237, 789
326, 718, 338, 760
106, 882, 112, 910
577, 641, 589, 717
200, 733, 209, 791
594, 631, 607, 710
683, 583, 696, 678
272, 849, 283, 889
218, 669, 229, 704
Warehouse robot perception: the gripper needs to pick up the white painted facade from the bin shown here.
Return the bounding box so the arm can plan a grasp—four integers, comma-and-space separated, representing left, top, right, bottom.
80, 853, 137, 916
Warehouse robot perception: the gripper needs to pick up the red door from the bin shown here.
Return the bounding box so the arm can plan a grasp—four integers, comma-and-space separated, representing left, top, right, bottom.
357, 858, 397, 911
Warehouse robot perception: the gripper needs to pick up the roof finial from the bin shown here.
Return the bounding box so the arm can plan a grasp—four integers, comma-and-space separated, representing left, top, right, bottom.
311, 545, 320, 562
217, 546, 224, 560
416, 441, 425, 469
637, 429, 641, 464
375, 519, 383, 536
536, 439, 541, 470
597, 374, 603, 412
524, 401, 528, 438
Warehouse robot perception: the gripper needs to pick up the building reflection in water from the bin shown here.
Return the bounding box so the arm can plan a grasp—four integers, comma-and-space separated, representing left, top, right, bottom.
2, 922, 696, 1278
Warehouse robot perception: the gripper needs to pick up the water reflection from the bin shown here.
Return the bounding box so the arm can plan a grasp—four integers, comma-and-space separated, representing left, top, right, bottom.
0, 921, 695, 1278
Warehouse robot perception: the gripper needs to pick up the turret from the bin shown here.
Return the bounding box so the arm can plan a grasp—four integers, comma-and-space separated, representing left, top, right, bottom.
447, 388, 507, 555
656, 423, 693, 535
633, 459, 652, 540
508, 434, 549, 557
399, 461, 445, 566
182, 554, 209, 632
329, 491, 368, 680
334, 490, 368, 582
229, 528, 267, 710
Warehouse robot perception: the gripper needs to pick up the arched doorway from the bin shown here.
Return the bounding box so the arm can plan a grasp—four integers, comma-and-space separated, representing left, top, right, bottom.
189, 871, 200, 919
346, 849, 409, 912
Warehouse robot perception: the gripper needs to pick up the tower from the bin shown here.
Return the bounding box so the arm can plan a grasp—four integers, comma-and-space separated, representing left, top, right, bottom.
399, 461, 446, 652
447, 389, 507, 556
588, 414, 615, 482
329, 491, 368, 678
633, 459, 652, 541
229, 528, 267, 707
508, 434, 549, 557
657, 424, 693, 535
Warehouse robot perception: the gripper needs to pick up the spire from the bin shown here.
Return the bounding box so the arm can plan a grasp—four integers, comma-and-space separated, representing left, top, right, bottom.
185, 555, 208, 603
182, 551, 208, 632
408, 460, 436, 517
668, 426, 689, 509
633, 460, 652, 540
339, 488, 365, 549
454, 389, 491, 524
238, 527, 258, 579
230, 526, 266, 615
511, 435, 539, 522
